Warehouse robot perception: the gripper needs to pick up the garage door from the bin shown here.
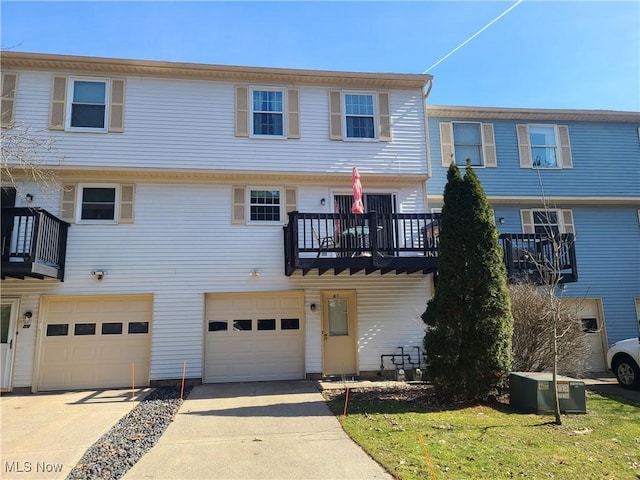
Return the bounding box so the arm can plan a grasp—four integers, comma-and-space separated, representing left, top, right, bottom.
566, 298, 607, 372
38, 295, 152, 391
205, 292, 304, 383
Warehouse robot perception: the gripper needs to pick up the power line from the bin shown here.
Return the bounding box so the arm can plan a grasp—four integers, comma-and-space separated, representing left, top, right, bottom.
423, 0, 525, 73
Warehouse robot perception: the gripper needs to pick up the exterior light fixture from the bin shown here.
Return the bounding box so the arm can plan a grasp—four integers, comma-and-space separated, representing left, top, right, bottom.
320, 198, 326, 206
250, 269, 261, 277
310, 303, 317, 312
25, 193, 34, 203
91, 270, 107, 280
22, 311, 33, 328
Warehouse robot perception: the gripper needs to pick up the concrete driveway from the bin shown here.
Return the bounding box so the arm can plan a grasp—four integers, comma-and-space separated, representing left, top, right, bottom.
124, 381, 391, 480
1, 388, 150, 480
584, 374, 640, 404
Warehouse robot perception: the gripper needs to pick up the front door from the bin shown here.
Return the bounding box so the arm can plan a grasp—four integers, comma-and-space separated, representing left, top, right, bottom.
1, 299, 19, 391
321, 290, 357, 376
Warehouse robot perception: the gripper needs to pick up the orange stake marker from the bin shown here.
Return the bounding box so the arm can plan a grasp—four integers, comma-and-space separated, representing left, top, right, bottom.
341, 387, 351, 426
131, 363, 135, 409
419, 435, 438, 480
180, 360, 186, 400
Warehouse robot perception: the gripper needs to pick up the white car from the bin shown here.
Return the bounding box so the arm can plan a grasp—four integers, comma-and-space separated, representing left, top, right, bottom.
607, 337, 640, 390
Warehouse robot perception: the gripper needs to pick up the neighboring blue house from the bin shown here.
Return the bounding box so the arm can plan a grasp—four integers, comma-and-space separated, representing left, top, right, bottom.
426, 105, 640, 372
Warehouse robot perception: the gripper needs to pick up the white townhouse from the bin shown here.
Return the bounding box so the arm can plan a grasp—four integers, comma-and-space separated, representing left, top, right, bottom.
1, 52, 439, 392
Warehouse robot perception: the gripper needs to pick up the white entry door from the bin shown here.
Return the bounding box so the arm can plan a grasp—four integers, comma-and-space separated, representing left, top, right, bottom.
1, 299, 19, 391
566, 298, 607, 372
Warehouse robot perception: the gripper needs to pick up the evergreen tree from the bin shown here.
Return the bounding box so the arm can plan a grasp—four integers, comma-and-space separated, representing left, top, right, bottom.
423, 164, 513, 400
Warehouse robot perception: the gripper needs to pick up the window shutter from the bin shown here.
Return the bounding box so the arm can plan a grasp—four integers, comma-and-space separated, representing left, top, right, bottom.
561, 209, 575, 234
329, 90, 342, 140
109, 79, 125, 133
235, 86, 249, 137
1, 72, 18, 128
516, 124, 531, 168
232, 186, 246, 224
439, 122, 453, 167
118, 184, 135, 223
378, 92, 391, 142
49, 76, 67, 130
557, 125, 573, 168
520, 209, 534, 233
482, 123, 497, 167
287, 89, 300, 139
284, 187, 297, 225
60, 184, 76, 224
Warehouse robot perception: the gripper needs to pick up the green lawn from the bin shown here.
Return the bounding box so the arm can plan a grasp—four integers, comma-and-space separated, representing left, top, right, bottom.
325, 387, 640, 480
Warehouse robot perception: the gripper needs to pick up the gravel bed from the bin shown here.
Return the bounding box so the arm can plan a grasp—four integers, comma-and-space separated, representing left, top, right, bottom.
67, 386, 193, 480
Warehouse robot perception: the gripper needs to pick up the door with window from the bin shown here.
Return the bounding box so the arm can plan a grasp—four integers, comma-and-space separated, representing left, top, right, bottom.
1, 299, 19, 391
334, 194, 396, 254
321, 290, 357, 376
566, 299, 607, 372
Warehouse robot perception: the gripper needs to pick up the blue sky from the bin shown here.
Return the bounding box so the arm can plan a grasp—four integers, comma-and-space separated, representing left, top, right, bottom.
2, 1, 638, 111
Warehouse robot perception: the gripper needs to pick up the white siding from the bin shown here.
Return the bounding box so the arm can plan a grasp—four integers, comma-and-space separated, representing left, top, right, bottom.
2, 181, 430, 383
10, 71, 427, 175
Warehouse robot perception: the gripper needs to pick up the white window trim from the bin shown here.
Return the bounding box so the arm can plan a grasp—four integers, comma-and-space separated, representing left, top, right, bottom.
529, 124, 561, 170
65, 77, 110, 133
246, 187, 285, 225
342, 91, 378, 142
452, 121, 485, 168
76, 183, 119, 224
249, 86, 287, 139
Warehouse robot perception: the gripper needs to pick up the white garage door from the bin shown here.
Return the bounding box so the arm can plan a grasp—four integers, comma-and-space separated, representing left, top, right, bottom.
39, 295, 152, 391
205, 292, 304, 383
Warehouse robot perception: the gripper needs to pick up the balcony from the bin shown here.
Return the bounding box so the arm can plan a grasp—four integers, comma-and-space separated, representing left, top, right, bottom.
1, 207, 70, 281
283, 211, 440, 276
499, 233, 578, 284
283, 212, 578, 283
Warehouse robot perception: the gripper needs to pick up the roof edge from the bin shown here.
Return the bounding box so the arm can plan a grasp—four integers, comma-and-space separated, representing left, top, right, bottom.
427, 105, 640, 123
0, 51, 432, 89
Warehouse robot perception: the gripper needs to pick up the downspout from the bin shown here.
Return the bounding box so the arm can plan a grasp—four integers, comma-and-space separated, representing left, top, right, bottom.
422, 79, 434, 211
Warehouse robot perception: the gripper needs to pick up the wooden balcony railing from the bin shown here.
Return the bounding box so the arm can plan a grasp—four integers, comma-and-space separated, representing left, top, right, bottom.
283, 211, 440, 276
499, 233, 578, 284
1, 207, 69, 280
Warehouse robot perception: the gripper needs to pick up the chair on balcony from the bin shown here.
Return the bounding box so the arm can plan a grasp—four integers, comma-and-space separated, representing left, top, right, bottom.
312, 228, 337, 257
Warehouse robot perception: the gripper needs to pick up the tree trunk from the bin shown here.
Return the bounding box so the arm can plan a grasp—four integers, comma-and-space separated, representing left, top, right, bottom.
552, 315, 562, 425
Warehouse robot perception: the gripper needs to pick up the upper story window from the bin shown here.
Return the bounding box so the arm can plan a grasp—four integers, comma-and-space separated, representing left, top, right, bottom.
235, 86, 299, 139
529, 126, 557, 168
69, 79, 107, 130
453, 122, 483, 166
231, 186, 297, 225
329, 90, 391, 142
517, 124, 573, 169
60, 183, 135, 225
345, 94, 375, 139
531, 209, 560, 235
439, 121, 496, 168
49, 76, 125, 133
249, 189, 282, 223
80, 186, 116, 221
521, 208, 575, 235
252, 89, 284, 137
